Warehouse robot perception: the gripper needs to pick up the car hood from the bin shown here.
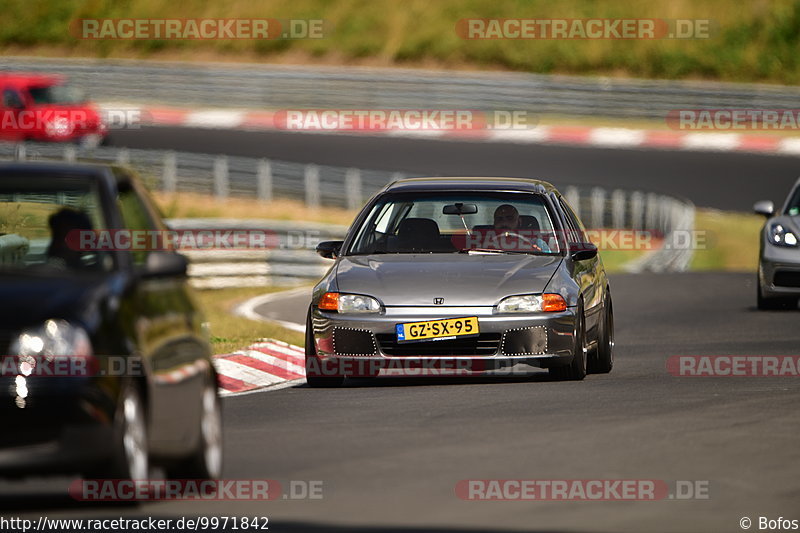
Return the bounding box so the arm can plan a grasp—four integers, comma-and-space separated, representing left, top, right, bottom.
335, 253, 562, 306
0, 271, 114, 333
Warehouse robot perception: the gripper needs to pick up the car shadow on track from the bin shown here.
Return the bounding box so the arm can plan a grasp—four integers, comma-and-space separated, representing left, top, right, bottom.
301, 371, 557, 389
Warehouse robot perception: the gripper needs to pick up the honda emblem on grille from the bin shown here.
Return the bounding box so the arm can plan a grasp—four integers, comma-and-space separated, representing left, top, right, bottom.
433, 297, 445, 305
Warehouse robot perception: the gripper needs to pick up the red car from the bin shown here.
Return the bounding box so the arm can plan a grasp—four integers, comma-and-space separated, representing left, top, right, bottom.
0, 73, 107, 146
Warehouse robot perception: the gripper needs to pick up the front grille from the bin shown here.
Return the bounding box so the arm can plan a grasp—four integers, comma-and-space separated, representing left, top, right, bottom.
376, 333, 501, 356
502, 326, 548, 355
332, 327, 377, 356
773, 270, 800, 288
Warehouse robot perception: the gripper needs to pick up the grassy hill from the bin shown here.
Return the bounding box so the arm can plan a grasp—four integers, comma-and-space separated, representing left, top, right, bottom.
3, 0, 800, 83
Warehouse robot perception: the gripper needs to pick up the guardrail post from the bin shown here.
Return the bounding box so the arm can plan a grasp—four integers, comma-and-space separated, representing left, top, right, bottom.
590, 187, 606, 230
345, 168, 362, 210
14, 144, 25, 161
63, 145, 77, 163
564, 186, 580, 218
611, 190, 626, 228
162, 151, 177, 193
646, 193, 659, 231
305, 164, 320, 208
257, 159, 273, 203
214, 156, 229, 200
630, 191, 644, 229
116, 148, 130, 166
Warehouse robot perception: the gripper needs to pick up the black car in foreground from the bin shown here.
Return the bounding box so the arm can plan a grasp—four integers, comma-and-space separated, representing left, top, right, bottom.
0, 162, 221, 481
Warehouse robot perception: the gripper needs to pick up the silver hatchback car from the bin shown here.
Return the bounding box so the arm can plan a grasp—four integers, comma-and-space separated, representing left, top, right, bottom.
306, 177, 614, 386
754, 177, 800, 309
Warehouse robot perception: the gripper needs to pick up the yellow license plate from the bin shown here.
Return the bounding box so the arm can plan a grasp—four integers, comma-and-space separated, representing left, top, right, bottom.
396, 317, 480, 343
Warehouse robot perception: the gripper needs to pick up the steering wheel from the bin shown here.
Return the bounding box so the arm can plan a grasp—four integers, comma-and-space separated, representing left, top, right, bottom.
499, 230, 538, 248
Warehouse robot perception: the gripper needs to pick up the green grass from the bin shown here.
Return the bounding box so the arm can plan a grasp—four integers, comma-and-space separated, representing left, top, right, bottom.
690, 209, 763, 271
194, 286, 307, 353
5, 0, 800, 84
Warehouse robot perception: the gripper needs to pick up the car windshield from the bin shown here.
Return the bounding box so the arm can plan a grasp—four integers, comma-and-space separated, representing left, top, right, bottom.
27, 83, 87, 105
347, 191, 562, 255
0, 176, 112, 272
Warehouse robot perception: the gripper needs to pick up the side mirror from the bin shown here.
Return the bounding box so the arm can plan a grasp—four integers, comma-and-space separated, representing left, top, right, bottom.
143, 251, 188, 278
316, 240, 343, 259
753, 200, 775, 217
570, 242, 598, 262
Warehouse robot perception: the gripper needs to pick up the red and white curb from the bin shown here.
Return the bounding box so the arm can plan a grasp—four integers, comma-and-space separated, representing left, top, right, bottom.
214, 339, 305, 396
103, 103, 800, 156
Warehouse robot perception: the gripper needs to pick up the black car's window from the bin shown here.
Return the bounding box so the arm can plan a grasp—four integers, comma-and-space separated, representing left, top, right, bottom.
347, 192, 561, 255
116, 184, 157, 266
0, 176, 111, 271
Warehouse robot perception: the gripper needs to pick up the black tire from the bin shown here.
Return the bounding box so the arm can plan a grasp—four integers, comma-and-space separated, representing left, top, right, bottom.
757, 280, 797, 310
166, 378, 223, 480
550, 303, 587, 381
589, 293, 614, 374
305, 311, 345, 388
86, 383, 149, 481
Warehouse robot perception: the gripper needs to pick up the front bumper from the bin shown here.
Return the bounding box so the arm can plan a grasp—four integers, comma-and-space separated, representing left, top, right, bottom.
759, 243, 800, 298
309, 306, 577, 376
0, 378, 116, 477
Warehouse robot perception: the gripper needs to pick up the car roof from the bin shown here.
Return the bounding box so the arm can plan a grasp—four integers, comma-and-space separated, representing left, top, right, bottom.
382, 176, 558, 195
0, 73, 63, 88
0, 161, 128, 186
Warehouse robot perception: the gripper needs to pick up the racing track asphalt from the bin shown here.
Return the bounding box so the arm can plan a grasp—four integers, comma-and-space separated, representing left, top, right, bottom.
110, 126, 800, 211
4, 272, 800, 532
3, 131, 799, 532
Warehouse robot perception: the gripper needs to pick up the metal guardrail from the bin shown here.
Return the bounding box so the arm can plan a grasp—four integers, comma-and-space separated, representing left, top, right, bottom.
2, 57, 800, 119
0, 141, 695, 279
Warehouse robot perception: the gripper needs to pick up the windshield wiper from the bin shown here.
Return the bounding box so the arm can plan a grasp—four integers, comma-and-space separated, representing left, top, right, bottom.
457, 248, 556, 255
457, 248, 526, 254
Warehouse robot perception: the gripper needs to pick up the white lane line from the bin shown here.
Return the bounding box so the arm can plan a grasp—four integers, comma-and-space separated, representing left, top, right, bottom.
234, 286, 310, 333
778, 138, 800, 155
588, 127, 647, 147
488, 127, 552, 144
185, 110, 246, 128
681, 133, 741, 151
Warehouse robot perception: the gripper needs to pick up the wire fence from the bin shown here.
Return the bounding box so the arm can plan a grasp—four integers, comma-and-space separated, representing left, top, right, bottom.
3, 57, 800, 119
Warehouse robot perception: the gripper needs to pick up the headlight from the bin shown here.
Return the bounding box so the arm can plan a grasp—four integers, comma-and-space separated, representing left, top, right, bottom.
318, 292, 382, 313
769, 223, 798, 247
496, 294, 567, 313
10, 319, 93, 357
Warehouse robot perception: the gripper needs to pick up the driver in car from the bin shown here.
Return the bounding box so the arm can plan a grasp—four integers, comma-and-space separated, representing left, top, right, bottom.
47, 207, 93, 269
492, 204, 550, 252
